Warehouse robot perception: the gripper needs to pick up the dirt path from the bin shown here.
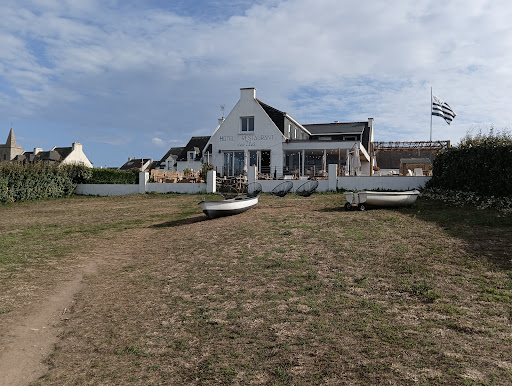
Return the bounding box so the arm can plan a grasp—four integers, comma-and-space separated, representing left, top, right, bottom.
0, 257, 99, 386
0, 195, 193, 386
0, 223, 146, 386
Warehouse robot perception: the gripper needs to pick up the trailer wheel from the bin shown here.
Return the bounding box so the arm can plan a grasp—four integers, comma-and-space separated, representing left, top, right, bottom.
344, 202, 352, 211
358, 203, 366, 211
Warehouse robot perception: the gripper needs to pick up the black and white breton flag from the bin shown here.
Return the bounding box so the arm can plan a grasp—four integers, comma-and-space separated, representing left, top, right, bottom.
432, 94, 456, 125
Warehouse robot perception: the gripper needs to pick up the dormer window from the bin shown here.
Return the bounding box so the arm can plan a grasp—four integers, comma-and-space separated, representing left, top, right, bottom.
188, 151, 196, 160
241, 116, 254, 132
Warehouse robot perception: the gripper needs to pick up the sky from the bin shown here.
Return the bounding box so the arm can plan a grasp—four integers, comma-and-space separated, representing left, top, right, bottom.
1, 0, 511, 167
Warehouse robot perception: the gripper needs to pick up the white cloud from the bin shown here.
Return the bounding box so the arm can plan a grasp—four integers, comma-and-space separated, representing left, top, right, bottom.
1, 0, 512, 166
152, 137, 166, 147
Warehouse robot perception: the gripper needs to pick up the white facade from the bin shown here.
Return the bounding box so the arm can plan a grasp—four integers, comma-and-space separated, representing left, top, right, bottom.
204, 88, 373, 178
160, 155, 178, 171
205, 88, 286, 177
58, 142, 93, 168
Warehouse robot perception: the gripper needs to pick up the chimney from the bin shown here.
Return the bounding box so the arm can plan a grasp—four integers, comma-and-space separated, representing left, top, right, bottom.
218, 117, 224, 126
33, 147, 42, 155
128, 157, 134, 161
240, 87, 256, 100
72, 142, 82, 152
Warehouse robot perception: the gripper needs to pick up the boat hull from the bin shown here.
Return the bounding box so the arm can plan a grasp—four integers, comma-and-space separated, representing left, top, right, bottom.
199, 196, 258, 219
345, 190, 420, 208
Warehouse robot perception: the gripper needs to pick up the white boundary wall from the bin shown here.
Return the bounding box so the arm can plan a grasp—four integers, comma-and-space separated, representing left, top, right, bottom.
75, 182, 207, 196
75, 168, 431, 196
256, 179, 330, 193
146, 182, 206, 194
75, 172, 208, 196
250, 166, 430, 192
336, 176, 430, 191
75, 184, 140, 196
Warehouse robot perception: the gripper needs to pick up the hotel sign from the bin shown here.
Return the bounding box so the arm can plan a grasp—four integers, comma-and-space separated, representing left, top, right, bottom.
219, 134, 275, 147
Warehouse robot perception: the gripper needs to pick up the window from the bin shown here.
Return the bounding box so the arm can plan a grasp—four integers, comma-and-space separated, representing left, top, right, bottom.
188, 151, 195, 160
241, 116, 254, 132
223, 151, 245, 176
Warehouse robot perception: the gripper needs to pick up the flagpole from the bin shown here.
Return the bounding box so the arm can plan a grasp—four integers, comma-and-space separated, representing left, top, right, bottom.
430, 87, 433, 142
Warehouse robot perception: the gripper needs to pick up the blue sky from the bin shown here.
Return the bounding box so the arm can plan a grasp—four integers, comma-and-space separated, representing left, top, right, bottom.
1, 0, 511, 167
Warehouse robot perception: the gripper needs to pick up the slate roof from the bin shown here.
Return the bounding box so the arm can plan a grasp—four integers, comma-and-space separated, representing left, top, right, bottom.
13, 153, 36, 162
35, 150, 62, 163
159, 147, 184, 163
177, 137, 210, 161
13, 150, 61, 163
302, 122, 367, 135
53, 147, 73, 160
120, 158, 151, 171
256, 99, 286, 134
302, 121, 372, 150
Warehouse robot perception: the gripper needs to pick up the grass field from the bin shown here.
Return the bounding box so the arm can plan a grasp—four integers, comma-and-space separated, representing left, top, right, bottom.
1, 193, 511, 385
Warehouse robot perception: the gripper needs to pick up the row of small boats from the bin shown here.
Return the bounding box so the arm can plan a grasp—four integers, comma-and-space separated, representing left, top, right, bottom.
199, 180, 420, 218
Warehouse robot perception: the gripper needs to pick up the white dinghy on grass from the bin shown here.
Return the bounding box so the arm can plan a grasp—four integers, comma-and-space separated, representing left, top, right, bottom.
199, 182, 261, 219
199, 196, 259, 219
345, 190, 420, 211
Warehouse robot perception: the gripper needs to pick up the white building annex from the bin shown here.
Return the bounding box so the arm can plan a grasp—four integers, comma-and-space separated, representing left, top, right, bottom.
203, 88, 374, 179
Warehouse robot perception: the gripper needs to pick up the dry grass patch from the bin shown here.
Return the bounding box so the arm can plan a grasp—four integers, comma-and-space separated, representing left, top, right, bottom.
1, 193, 511, 384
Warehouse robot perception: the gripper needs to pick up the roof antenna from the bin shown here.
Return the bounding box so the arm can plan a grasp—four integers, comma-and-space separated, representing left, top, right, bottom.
220, 105, 225, 119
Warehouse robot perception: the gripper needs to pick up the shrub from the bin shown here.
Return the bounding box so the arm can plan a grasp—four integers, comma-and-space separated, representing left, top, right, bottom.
199, 163, 214, 181
0, 162, 91, 203
87, 168, 138, 184
427, 128, 512, 198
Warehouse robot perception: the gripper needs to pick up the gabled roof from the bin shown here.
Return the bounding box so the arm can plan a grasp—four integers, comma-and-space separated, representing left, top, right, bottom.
52, 147, 73, 160
302, 122, 368, 135
35, 150, 62, 162
159, 147, 184, 163
120, 158, 152, 171
177, 136, 210, 161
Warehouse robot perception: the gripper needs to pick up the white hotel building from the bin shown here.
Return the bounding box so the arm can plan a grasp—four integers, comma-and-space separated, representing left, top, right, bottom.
202, 87, 374, 178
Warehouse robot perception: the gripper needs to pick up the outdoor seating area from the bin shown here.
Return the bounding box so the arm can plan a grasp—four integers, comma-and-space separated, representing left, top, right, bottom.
150, 169, 204, 183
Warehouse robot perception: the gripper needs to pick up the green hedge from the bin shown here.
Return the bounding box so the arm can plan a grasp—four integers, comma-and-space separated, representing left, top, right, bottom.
88, 168, 139, 184
427, 132, 512, 197
0, 163, 92, 203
